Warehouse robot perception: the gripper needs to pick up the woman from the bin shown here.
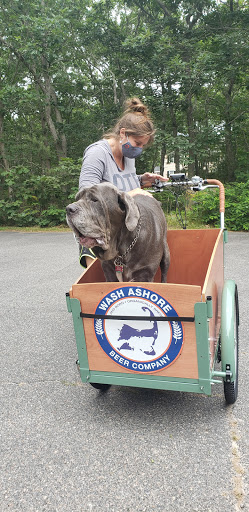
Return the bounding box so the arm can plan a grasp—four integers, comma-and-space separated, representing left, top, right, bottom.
78, 97, 168, 268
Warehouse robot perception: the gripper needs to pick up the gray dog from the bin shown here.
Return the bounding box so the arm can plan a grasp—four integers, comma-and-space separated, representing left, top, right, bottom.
66, 183, 170, 282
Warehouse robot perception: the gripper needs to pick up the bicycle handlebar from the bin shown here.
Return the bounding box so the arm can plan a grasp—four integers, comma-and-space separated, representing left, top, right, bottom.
151, 175, 225, 229
205, 179, 225, 213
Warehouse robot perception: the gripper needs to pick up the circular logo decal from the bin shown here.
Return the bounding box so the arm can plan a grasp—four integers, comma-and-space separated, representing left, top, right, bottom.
94, 286, 184, 373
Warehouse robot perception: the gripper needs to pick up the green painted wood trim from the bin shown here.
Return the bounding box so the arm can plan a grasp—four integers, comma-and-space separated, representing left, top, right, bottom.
65, 293, 72, 313
213, 330, 221, 369
206, 296, 213, 319
67, 297, 90, 380
194, 302, 212, 395
87, 371, 209, 394
223, 229, 228, 244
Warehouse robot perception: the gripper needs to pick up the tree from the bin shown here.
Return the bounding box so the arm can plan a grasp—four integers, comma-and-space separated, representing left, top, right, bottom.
0, 0, 248, 185
0, 0, 78, 161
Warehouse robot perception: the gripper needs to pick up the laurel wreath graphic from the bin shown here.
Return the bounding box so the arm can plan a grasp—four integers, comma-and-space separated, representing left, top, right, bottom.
95, 319, 104, 338
172, 321, 182, 344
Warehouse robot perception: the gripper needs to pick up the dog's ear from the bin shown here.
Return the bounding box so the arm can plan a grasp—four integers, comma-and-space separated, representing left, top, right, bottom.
75, 188, 84, 201
118, 192, 140, 231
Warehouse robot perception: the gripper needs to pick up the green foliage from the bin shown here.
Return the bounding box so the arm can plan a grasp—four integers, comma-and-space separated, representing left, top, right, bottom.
0, 159, 79, 226
1, 161, 249, 230
151, 188, 182, 216
146, 183, 249, 232
189, 183, 249, 231
152, 187, 200, 229
188, 190, 220, 226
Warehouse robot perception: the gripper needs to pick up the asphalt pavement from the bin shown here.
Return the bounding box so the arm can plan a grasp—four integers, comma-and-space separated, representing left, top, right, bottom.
0, 230, 248, 512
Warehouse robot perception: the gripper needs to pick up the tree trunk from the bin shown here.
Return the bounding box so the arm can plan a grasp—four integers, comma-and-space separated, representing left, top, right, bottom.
0, 104, 13, 198
40, 3, 67, 160
111, 72, 118, 105
119, 80, 126, 106
186, 93, 196, 178
41, 113, 51, 170
44, 70, 67, 160
160, 84, 167, 176
0, 109, 9, 172
160, 142, 167, 176
168, 83, 180, 173
224, 79, 236, 182
50, 86, 67, 157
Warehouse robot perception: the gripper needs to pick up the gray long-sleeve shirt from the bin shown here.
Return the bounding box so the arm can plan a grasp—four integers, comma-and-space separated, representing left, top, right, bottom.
79, 139, 141, 192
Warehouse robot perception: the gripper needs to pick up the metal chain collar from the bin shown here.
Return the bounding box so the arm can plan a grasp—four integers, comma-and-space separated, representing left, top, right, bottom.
114, 219, 142, 267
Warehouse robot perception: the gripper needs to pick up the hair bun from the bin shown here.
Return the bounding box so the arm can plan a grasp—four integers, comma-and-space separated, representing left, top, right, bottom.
103, 96, 155, 142
124, 97, 149, 117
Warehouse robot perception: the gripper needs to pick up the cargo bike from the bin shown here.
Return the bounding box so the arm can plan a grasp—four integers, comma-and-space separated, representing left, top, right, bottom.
66, 176, 239, 404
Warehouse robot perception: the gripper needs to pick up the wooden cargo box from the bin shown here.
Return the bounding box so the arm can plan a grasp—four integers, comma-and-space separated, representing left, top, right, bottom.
68, 229, 224, 386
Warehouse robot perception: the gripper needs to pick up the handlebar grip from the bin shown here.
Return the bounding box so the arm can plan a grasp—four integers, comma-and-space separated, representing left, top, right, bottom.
206, 179, 225, 213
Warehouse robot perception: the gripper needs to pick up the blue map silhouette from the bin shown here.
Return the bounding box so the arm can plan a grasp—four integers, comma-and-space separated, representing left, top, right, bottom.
117, 307, 158, 356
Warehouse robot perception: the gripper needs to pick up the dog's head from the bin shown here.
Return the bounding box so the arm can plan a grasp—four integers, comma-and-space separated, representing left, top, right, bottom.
66, 183, 140, 257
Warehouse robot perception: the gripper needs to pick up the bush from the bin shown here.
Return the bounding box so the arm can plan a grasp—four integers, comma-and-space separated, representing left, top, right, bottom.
0, 159, 80, 227
189, 181, 249, 231
1, 163, 249, 231
149, 182, 249, 231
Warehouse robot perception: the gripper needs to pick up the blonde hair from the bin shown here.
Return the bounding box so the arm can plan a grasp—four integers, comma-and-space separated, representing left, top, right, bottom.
104, 97, 155, 143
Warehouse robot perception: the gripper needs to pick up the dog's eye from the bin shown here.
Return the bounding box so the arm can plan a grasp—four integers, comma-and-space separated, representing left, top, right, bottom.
90, 197, 98, 203
118, 196, 126, 211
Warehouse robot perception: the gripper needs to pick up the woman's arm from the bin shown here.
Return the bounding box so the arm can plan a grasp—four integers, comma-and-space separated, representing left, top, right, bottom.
79, 145, 105, 189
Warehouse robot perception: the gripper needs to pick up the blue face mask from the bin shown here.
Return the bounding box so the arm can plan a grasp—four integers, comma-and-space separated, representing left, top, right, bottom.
121, 137, 143, 159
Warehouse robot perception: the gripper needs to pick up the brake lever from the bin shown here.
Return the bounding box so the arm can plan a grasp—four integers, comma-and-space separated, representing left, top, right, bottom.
192, 184, 219, 192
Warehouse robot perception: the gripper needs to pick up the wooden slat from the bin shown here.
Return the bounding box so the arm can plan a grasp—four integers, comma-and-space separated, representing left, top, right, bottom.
167, 229, 220, 287
72, 229, 221, 288
202, 229, 224, 367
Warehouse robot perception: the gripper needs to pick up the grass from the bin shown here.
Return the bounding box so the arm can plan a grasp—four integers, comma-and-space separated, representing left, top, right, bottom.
0, 203, 216, 233
0, 225, 71, 232
166, 211, 213, 230
0, 214, 214, 233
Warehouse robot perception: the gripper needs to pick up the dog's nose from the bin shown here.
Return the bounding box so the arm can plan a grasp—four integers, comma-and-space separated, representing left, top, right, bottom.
66, 204, 78, 215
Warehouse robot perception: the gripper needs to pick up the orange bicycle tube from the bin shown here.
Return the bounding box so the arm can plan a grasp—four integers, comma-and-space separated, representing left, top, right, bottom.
206, 179, 225, 213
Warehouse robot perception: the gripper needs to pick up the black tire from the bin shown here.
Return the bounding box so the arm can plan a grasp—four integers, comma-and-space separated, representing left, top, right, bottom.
90, 383, 111, 391
224, 286, 239, 405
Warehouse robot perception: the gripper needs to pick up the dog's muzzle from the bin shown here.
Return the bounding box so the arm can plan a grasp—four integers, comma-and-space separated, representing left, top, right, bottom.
66, 204, 107, 249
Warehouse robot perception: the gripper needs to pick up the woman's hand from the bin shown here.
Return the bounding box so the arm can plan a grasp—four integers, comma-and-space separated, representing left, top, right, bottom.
140, 172, 168, 188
